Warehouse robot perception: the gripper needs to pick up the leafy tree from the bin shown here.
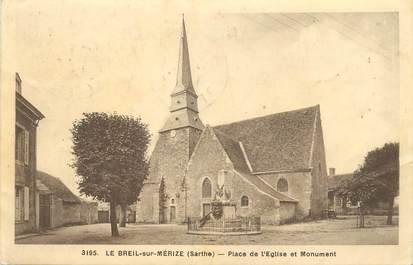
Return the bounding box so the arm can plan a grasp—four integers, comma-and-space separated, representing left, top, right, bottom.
339, 142, 399, 226
158, 177, 168, 224
71, 112, 150, 236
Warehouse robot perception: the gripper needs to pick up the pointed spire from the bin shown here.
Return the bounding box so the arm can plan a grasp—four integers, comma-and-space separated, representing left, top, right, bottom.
173, 15, 196, 95
160, 16, 204, 133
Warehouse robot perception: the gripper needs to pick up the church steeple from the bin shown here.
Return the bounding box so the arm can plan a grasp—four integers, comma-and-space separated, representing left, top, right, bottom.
160, 16, 204, 133
173, 16, 196, 95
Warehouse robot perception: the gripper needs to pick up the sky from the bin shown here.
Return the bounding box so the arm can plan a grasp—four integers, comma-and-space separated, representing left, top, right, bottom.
6, 3, 399, 196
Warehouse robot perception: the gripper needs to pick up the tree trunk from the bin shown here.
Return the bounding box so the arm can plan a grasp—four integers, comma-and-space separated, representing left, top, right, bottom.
119, 203, 127, 227
386, 196, 394, 225
358, 204, 365, 228
110, 199, 119, 237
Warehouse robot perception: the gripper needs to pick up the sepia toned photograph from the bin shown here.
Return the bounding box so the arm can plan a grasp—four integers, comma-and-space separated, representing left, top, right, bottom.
8, 9, 401, 246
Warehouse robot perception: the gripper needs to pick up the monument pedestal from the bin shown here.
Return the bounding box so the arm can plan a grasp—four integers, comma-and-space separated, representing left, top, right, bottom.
222, 202, 236, 219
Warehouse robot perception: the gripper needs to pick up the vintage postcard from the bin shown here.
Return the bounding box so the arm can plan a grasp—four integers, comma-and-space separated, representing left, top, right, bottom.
0, 0, 412, 264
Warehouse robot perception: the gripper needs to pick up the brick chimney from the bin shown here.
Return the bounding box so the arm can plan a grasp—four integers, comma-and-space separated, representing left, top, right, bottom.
15, 73, 22, 94
329, 168, 336, 176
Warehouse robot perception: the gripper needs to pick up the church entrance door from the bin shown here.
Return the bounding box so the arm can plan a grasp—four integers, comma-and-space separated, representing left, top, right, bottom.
170, 206, 176, 222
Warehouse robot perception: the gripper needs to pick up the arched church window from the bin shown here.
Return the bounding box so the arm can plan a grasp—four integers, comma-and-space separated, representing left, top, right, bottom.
202, 178, 212, 198
277, 178, 288, 192
171, 198, 175, 204
241, 196, 249, 207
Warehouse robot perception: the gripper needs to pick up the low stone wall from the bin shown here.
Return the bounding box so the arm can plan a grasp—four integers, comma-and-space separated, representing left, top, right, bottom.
50, 196, 63, 228
50, 197, 82, 228
62, 203, 81, 225
80, 201, 98, 224
279, 202, 297, 224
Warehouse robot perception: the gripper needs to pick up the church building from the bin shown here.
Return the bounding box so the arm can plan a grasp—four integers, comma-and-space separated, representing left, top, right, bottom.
136, 18, 328, 225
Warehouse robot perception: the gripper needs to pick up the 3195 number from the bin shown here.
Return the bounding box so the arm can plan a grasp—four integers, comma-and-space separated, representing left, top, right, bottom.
81, 250, 98, 256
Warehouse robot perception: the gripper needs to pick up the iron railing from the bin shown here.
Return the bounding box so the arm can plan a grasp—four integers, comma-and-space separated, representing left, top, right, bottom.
187, 216, 261, 234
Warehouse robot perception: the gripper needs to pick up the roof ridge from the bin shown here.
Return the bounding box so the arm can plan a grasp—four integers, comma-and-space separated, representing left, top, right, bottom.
329, 173, 353, 177
212, 105, 319, 128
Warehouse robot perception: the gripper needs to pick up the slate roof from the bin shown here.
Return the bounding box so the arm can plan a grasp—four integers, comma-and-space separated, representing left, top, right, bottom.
213, 105, 318, 172
211, 126, 298, 202
328, 173, 353, 190
36, 171, 81, 203
213, 129, 251, 173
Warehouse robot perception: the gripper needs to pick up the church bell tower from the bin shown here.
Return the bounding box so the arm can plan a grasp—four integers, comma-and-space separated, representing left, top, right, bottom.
136, 16, 204, 224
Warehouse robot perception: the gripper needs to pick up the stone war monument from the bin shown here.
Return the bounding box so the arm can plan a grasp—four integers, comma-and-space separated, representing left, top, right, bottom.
188, 170, 261, 235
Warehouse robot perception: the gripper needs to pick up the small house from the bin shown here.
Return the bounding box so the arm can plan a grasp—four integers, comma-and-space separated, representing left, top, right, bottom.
36, 171, 82, 229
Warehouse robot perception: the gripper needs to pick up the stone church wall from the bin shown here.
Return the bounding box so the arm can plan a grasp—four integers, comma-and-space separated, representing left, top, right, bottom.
136, 183, 159, 223
279, 202, 297, 224
258, 172, 312, 219
309, 108, 328, 217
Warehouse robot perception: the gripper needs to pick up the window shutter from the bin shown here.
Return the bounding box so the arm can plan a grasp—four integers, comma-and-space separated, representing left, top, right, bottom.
24, 187, 30, 221
15, 187, 21, 221
24, 130, 29, 165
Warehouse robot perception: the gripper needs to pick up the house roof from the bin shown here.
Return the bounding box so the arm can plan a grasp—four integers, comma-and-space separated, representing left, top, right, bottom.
16, 92, 45, 121
213, 105, 318, 172
328, 161, 398, 190
36, 179, 52, 194
36, 171, 81, 203
328, 173, 353, 190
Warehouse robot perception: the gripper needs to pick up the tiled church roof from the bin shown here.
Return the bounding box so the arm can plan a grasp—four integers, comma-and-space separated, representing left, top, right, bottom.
210, 105, 318, 202
212, 130, 298, 202
36, 171, 81, 203
213, 129, 251, 173
213, 105, 318, 172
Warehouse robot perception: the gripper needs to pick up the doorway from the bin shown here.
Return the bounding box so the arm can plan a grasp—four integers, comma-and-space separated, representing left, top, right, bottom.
98, 211, 109, 223
169, 206, 176, 222
39, 194, 51, 229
